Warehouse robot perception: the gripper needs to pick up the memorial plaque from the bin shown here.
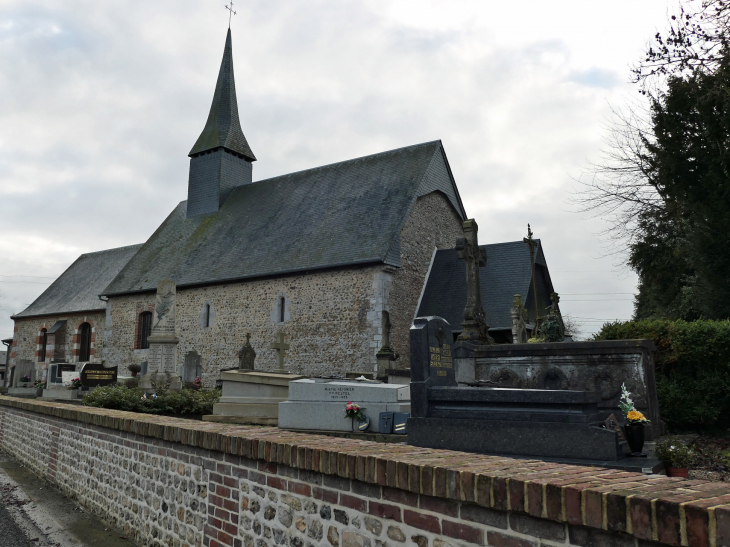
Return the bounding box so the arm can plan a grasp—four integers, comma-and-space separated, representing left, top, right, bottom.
61, 371, 78, 385
379, 412, 394, 434
162, 345, 176, 373
393, 412, 408, 435
80, 363, 118, 387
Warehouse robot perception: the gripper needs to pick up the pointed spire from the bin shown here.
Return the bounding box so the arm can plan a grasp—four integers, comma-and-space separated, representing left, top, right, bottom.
189, 29, 256, 161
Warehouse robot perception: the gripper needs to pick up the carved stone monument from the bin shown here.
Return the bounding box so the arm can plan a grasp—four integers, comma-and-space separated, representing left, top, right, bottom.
238, 334, 256, 371
376, 311, 398, 373
140, 279, 181, 391
203, 333, 304, 425
511, 294, 529, 344
455, 219, 493, 344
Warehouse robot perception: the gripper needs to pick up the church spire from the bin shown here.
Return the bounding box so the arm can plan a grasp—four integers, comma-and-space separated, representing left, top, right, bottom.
189, 28, 256, 161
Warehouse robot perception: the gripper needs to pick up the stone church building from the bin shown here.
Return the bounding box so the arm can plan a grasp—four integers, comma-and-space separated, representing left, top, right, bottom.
7, 29, 557, 386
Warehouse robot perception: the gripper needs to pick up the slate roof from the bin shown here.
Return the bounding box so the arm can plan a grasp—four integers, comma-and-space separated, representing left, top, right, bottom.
13, 244, 143, 318
103, 140, 466, 296
189, 29, 256, 161
417, 240, 553, 331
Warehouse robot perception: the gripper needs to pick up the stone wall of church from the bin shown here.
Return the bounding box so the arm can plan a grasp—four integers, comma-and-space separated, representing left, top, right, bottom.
104, 265, 385, 385
9, 312, 105, 382
386, 192, 464, 371
102, 191, 462, 384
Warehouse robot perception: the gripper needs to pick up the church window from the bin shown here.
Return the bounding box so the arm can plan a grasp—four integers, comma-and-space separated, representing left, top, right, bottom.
78, 323, 92, 362
279, 296, 285, 323
140, 312, 153, 349
39, 328, 47, 362
204, 303, 211, 328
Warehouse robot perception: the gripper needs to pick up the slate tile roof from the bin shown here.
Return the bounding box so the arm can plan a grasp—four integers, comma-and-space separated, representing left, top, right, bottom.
13, 244, 143, 319
417, 240, 552, 331
102, 140, 466, 296
189, 29, 256, 161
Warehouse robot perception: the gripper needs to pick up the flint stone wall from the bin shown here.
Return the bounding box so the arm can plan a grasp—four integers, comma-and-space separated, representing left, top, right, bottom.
102, 192, 461, 385
1, 398, 728, 547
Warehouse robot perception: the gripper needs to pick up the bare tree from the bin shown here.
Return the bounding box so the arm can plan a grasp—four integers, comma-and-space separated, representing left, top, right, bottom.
633, 0, 730, 85
572, 100, 665, 255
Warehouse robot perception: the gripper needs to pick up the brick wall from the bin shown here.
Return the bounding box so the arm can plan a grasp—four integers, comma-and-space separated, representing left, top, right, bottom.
1, 398, 728, 547
103, 192, 461, 384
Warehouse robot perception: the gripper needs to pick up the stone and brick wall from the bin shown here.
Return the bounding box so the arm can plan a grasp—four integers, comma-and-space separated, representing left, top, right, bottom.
2, 397, 728, 547
103, 192, 462, 384
10, 312, 106, 379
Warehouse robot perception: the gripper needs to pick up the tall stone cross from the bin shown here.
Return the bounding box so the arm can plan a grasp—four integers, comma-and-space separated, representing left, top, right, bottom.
270, 332, 290, 372
523, 224, 540, 329
455, 219, 493, 344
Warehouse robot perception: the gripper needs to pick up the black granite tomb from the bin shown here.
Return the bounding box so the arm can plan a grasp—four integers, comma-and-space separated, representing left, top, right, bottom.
408, 316, 625, 461
80, 363, 118, 388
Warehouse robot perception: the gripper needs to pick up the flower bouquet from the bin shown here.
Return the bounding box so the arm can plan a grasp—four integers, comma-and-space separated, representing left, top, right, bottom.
619, 383, 650, 456
345, 402, 370, 432
69, 377, 83, 389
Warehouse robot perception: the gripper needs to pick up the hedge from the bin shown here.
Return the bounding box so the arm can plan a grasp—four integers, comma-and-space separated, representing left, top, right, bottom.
594, 319, 730, 431
82, 384, 220, 416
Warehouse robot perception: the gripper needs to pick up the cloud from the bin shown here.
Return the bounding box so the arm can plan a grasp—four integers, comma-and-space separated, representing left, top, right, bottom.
0, 0, 673, 338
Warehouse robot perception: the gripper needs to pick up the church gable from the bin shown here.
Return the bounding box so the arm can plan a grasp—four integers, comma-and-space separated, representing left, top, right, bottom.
417, 240, 554, 332
103, 141, 452, 296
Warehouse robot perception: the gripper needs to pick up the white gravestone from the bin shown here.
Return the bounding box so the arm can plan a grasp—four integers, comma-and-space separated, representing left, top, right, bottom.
278, 379, 411, 432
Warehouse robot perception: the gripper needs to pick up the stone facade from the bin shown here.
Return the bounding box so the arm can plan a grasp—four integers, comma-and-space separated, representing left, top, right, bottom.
9, 312, 105, 381
387, 192, 463, 371
101, 192, 462, 384
1, 398, 727, 547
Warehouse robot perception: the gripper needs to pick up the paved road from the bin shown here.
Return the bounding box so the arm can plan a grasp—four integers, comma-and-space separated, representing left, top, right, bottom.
0, 450, 138, 547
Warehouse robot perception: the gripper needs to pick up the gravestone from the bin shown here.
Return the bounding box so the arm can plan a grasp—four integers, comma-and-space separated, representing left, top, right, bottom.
13, 360, 35, 387
80, 363, 118, 388
238, 334, 255, 371
203, 333, 305, 426
270, 332, 289, 372
408, 316, 631, 463
140, 279, 181, 391
278, 379, 410, 432
182, 351, 202, 384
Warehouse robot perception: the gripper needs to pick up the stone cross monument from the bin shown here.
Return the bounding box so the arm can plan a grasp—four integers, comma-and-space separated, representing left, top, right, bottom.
270, 332, 290, 373
455, 219, 493, 344
140, 279, 181, 391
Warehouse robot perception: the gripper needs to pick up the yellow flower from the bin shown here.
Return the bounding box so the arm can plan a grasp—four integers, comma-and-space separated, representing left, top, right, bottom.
627, 410, 646, 422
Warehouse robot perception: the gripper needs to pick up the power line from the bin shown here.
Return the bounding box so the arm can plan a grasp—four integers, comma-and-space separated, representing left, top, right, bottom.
560, 293, 635, 295
0, 274, 57, 279
0, 281, 52, 285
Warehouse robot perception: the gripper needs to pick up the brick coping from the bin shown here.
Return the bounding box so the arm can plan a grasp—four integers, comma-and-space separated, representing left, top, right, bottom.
2, 396, 729, 546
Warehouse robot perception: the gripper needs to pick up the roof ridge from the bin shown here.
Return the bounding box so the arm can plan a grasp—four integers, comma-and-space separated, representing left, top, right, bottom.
77, 243, 144, 258
250, 140, 442, 186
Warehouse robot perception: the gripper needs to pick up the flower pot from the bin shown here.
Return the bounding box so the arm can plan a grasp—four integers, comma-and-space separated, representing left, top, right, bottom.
667, 467, 689, 478
623, 422, 645, 455
131, 371, 138, 377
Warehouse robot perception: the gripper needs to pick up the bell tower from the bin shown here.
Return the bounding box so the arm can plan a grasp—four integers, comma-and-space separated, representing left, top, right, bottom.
186, 29, 256, 218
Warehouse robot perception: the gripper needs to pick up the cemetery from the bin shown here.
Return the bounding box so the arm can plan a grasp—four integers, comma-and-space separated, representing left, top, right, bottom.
4, 9, 730, 545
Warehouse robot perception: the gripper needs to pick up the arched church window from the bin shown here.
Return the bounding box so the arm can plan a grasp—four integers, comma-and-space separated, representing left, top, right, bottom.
39, 328, 47, 363
140, 312, 153, 349
279, 296, 285, 323
204, 303, 211, 328
78, 323, 92, 362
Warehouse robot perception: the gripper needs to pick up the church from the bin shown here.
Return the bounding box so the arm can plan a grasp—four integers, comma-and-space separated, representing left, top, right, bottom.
7, 29, 558, 387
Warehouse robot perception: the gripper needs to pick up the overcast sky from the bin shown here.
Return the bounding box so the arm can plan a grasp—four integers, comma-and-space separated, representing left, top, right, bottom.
0, 0, 675, 340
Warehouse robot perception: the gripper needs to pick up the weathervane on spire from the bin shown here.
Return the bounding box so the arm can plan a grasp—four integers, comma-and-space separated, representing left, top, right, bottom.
225, 1, 237, 28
